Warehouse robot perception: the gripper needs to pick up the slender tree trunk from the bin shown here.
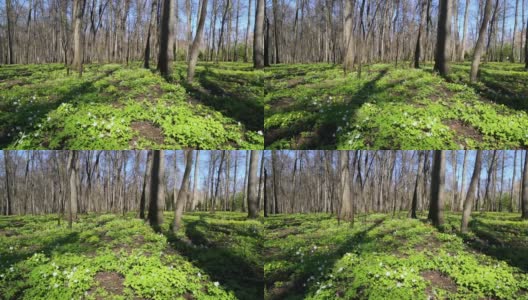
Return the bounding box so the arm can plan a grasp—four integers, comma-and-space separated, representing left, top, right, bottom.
522, 151, 528, 219
68, 151, 78, 229
263, 168, 268, 217
461, 150, 483, 233
244, 0, 252, 62
339, 151, 353, 223
247, 151, 260, 218
470, 0, 493, 82
173, 150, 193, 232
144, 0, 158, 68
415, 0, 427, 68
187, 0, 209, 82
343, 0, 355, 73
272, 0, 280, 64
410, 151, 425, 218
3, 152, 12, 215
513, 0, 520, 62
5, 0, 15, 64
460, 0, 470, 60
191, 151, 200, 210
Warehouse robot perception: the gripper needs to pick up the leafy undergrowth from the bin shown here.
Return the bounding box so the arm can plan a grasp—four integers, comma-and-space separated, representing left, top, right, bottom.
264, 212, 528, 300
264, 63, 528, 149
0, 212, 262, 299
0, 63, 263, 149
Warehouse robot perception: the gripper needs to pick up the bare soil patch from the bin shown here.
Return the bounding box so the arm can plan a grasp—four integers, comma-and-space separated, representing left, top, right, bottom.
88, 271, 125, 299
443, 119, 483, 146
130, 121, 165, 147
421, 270, 457, 297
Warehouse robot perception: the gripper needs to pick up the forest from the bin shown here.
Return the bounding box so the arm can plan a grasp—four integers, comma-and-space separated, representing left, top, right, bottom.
1, 150, 528, 299
1, 0, 527, 149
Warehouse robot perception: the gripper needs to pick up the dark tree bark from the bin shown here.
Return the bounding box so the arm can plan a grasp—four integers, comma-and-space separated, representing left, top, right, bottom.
5, 0, 14, 64
264, 168, 268, 217
434, 0, 451, 77
148, 150, 165, 231
429, 150, 446, 228
144, 0, 158, 69
414, 0, 428, 68
470, 0, 493, 82
3, 152, 13, 215
158, 0, 175, 77
461, 150, 483, 232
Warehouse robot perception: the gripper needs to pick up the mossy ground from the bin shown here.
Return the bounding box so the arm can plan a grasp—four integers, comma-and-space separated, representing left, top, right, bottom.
264, 212, 528, 300
0, 212, 263, 300
264, 62, 528, 149
0, 62, 263, 150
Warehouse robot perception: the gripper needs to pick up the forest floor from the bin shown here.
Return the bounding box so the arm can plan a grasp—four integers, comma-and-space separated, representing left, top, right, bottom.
0, 62, 263, 150
264, 212, 528, 300
264, 62, 528, 149
0, 212, 263, 300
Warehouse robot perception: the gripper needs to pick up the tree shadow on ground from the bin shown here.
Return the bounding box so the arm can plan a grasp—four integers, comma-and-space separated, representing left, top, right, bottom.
0, 67, 119, 147
264, 68, 393, 149
265, 217, 386, 300
164, 216, 263, 300
178, 66, 264, 132
460, 218, 528, 272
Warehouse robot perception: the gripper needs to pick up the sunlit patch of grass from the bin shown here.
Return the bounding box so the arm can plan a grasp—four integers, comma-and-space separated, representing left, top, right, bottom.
264, 212, 528, 300
265, 63, 528, 149
0, 212, 263, 299
0, 63, 263, 149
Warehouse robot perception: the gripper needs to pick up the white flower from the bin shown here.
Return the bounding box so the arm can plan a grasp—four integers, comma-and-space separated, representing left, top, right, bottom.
92, 121, 98, 127
53, 272, 57, 277
396, 282, 402, 288
379, 262, 383, 267
54, 283, 59, 288
9, 246, 13, 251
257, 130, 263, 135
338, 267, 344, 272
9, 267, 14, 272
385, 271, 391, 277
213, 281, 220, 287
197, 272, 201, 278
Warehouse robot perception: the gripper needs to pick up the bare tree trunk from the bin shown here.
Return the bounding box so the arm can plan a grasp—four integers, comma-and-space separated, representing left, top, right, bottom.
173, 150, 193, 232
522, 151, 528, 219
253, 0, 265, 68
3, 152, 12, 215
459, 150, 468, 211
512, 0, 520, 62
72, 0, 87, 74
429, 150, 446, 227
158, 0, 175, 77
434, 0, 451, 77
244, 0, 252, 62
339, 151, 353, 223
272, 0, 280, 64
470, 0, 493, 82
191, 151, 200, 210
5, 0, 15, 64
247, 151, 260, 218
460, 0, 470, 60
461, 150, 483, 233
343, 0, 355, 73
144, 0, 158, 68
410, 151, 425, 218
67, 151, 78, 229
414, 0, 427, 68
148, 150, 165, 231
139, 151, 153, 219
187, 0, 209, 82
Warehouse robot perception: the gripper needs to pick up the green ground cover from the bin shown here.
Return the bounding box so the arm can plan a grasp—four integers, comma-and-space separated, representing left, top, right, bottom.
0, 63, 263, 150
264, 212, 528, 300
264, 63, 528, 149
0, 212, 263, 300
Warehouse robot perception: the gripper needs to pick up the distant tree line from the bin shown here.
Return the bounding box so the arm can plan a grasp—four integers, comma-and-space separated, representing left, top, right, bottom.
264, 150, 528, 229
0, 150, 262, 230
